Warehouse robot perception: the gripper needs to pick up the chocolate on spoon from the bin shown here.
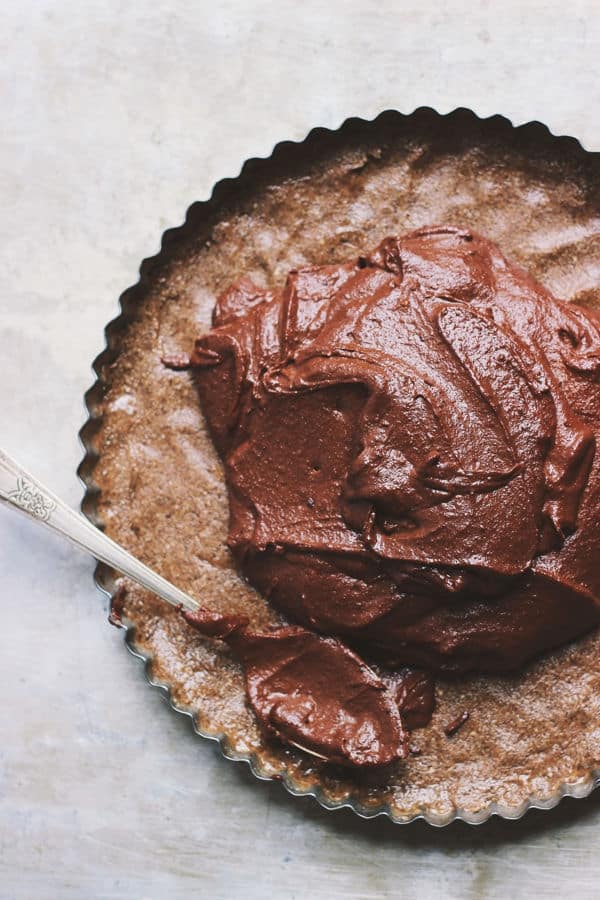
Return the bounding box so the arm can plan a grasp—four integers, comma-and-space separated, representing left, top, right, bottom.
181, 606, 410, 767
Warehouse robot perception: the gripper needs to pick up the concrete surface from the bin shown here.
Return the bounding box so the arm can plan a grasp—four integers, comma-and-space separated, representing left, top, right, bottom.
1, 2, 600, 897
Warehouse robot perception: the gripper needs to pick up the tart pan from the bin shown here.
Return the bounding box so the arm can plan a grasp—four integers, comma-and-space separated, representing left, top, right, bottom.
78, 108, 600, 825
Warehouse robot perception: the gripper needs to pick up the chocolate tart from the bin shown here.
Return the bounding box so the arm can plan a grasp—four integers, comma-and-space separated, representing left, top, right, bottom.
79, 108, 600, 825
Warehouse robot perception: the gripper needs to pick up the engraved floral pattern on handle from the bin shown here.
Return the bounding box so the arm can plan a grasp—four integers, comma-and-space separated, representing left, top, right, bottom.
8, 476, 56, 522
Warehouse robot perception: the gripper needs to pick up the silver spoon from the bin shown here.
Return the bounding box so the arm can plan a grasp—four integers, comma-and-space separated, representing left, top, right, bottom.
0, 446, 329, 762
0, 446, 198, 612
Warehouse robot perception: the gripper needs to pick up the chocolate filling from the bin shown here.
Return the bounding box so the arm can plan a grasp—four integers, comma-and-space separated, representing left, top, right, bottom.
177, 226, 600, 767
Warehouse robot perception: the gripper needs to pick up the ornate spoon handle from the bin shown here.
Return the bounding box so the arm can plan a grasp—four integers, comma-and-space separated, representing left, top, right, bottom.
0, 447, 199, 612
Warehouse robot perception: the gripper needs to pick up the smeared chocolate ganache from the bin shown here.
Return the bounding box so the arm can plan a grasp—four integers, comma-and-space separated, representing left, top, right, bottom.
176, 225, 600, 767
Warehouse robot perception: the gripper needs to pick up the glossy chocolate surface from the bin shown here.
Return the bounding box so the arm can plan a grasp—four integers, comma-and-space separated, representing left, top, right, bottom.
192, 227, 600, 676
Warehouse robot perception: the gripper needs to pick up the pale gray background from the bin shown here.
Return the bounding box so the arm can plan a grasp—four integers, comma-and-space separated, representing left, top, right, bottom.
1, 2, 600, 898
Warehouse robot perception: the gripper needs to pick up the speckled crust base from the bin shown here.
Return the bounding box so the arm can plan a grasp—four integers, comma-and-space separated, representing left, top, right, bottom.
80, 109, 600, 824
